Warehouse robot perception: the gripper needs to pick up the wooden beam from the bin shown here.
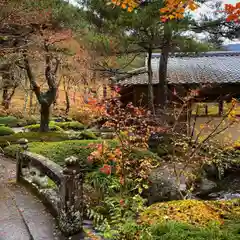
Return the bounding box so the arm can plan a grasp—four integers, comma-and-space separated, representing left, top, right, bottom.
218, 99, 224, 116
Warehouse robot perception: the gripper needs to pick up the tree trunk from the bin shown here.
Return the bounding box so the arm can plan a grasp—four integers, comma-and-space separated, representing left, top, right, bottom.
23, 74, 29, 114
29, 90, 33, 115
157, 23, 172, 109
65, 89, 70, 115
1, 86, 16, 110
53, 77, 62, 108
40, 103, 50, 132
2, 88, 9, 109
147, 48, 155, 114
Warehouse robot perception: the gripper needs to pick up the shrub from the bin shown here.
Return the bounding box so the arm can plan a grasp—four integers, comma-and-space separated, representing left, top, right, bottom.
0, 116, 19, 127
0, 132, 71, 148
0, 126, 15, 136
4, 140, 118, 166
24, 123, 63, 132
55, 121, 85, 130
70, 104, 106, 125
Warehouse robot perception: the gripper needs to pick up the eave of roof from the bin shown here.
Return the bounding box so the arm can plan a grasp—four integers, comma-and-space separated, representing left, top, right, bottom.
116, 51, 240, 86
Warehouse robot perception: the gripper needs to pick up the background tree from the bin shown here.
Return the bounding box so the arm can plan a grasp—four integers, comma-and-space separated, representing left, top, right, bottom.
82, 0, 214, 112
0, 0, 90, 131
0, 60, 23, 109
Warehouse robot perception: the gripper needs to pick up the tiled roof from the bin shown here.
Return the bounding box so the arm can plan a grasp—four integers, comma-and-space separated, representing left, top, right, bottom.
118, 51, 240, 86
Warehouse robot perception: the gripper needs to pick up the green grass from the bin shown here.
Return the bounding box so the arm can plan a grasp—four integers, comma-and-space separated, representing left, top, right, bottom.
4, 140, 118, 166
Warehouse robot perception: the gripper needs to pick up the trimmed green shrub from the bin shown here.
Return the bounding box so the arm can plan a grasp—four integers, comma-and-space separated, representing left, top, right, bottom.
24, 123, 63, 132
4, 140, 118, 166
0, 126, 15, 136
0, 132, 71, 148
55, 121, 85, 130
0, 116, 19, 127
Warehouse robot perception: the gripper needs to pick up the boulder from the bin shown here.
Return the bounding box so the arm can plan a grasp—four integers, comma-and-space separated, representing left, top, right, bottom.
202, 163, 219, 180
194, 178, 217, 196
144, 163, 193, 204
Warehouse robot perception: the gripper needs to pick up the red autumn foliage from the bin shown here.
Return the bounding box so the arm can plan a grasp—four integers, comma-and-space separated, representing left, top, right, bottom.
225, 3, 240, 22
100, 164, 112, 175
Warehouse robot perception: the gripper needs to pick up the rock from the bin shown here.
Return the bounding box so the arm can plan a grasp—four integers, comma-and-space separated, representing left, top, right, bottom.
202, 163, 219, 180
100, 126, 115, 132
195, 178, 217, 196
101, 132, 115, 139
144, 163, 194, 204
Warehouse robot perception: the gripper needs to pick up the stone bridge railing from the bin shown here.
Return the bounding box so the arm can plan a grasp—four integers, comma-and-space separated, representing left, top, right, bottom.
16, 138, 85, 237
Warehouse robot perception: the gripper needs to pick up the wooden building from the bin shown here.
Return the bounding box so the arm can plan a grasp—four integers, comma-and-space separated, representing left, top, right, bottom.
112, 51, 240, 115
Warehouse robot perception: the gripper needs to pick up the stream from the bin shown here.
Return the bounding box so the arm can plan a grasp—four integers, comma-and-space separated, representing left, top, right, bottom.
199, 173, 240, 200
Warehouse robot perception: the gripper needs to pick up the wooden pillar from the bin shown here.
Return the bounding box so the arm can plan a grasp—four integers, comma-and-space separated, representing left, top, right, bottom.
219, 99, 223, 116
59, 156, 85, 236
204, 104, 208, 116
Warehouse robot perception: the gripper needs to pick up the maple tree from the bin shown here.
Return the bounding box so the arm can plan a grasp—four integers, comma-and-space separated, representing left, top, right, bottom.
225, 2, 240, 22
110, 0, 199, 21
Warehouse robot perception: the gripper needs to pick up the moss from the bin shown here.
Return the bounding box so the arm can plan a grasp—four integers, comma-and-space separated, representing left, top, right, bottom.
0, 126, 15, 136
55, 121, 85, 130
24, 123, 63, 132
0, 116, 19, 127
80, 130, 97, 140
139, 199, 240, 227
0, 132, 71, 148
4, 139, 118, 166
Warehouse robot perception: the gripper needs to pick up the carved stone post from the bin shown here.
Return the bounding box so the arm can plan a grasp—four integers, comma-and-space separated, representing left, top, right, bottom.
59, 156, 85, 236
16, 138, 28, 182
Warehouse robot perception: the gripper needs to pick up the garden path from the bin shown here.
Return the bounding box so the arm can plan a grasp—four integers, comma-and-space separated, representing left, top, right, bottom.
0, 155, 63, 240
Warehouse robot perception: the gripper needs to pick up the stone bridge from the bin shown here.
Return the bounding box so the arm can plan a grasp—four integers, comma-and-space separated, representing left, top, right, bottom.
0, 140, 96, 240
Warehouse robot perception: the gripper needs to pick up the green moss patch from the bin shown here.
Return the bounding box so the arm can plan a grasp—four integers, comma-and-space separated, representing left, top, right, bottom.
4, 140, 118, 166
79, 130, 97, 139
0, 116, 19, 127
55, 121, 85, 130
0, 126, 15, 136
0, 132, 71, 148
24, 123, 63, 132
